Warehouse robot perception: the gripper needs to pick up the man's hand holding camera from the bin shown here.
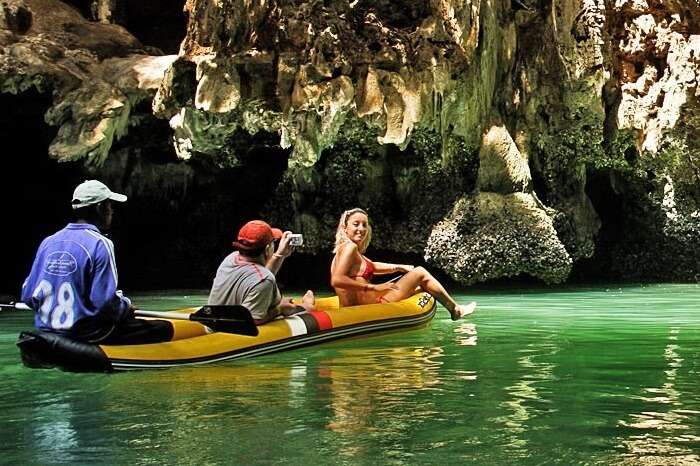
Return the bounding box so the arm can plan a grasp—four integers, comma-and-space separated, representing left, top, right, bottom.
274, 231, 303, 258
267, 232, 304, 275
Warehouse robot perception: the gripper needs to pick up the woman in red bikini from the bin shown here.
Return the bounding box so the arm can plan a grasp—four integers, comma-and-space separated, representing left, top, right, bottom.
330, 208, 476, 320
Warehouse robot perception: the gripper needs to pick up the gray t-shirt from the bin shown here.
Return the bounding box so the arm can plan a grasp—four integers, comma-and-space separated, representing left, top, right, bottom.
207, 252, 282, 321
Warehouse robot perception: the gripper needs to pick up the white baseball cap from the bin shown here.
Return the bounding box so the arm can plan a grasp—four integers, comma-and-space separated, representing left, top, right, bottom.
71, 180, 127, 209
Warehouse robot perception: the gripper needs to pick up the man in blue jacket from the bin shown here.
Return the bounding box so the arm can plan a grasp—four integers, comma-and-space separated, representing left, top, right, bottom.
21, 180, 172, 344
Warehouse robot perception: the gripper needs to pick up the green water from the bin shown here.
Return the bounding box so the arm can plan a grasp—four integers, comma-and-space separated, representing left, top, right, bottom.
1, 284, 699, 465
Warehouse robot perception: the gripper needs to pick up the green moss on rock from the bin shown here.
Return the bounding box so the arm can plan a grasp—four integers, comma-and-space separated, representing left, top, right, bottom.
425, 193, 572, 284
265, 124, 478, 255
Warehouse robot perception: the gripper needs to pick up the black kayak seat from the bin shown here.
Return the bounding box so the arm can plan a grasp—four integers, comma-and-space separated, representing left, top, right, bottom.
16, 331, 113, 373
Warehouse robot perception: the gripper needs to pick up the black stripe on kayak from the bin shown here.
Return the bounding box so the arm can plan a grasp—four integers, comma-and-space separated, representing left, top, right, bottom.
298, 312, 320, 334
110, 302, 436, 370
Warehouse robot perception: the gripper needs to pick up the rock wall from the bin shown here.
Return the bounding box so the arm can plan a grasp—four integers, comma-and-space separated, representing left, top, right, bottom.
1, 0, 699, 290
596, 0, 700, 281
156, 0, 598, 284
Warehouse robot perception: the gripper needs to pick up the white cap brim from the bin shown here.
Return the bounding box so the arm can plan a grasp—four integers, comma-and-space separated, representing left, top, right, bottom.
109, 192, 127, 202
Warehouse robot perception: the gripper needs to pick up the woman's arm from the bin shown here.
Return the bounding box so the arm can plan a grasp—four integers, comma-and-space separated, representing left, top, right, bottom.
372, 262, 415, 275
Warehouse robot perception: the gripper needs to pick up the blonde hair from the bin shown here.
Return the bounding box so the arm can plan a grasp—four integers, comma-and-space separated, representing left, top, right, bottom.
333, 208, 372, 254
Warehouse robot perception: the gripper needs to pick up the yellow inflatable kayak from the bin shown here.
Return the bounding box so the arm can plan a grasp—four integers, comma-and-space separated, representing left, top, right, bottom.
17, 292, 437, 372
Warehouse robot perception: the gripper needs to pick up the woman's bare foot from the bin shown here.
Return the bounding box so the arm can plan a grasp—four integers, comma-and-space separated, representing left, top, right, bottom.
451, 301, 476, 321
302, 290, 315, 306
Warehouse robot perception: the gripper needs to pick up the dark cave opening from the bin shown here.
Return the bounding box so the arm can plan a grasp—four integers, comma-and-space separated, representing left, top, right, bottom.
122, 0, 187, 54
119, 132, 292, 291
357, 0, 430, 30
570, 168, 626, 280
0, 90, 83, 297
61, 0, 187, 54
0, 88, 294, 295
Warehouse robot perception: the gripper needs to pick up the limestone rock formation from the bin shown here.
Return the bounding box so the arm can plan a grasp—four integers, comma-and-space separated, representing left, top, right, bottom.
155, 0, 508, 169
1, 0, 699, 288
425, 193, 572, 284
599, 0, 700, 280
477, 123, 532, 194
612, 3, 700, 155
426, 122, 573, 284
0, 0, 174, 164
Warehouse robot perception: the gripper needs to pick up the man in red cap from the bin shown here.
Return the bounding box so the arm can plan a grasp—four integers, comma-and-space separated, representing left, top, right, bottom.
208, 220, 314, 324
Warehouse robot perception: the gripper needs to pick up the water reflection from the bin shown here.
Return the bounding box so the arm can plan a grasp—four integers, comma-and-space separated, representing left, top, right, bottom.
31, 401, 79, 464
494, 336, 559, 449
78, 341, 476, 463
454, 322, 478, 346
21, 386, 116, 465
616, 327, 700, 464
318, 346, 444, 433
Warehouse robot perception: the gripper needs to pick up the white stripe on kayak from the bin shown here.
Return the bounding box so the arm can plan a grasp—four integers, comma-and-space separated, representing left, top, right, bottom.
285, 315, 308, 336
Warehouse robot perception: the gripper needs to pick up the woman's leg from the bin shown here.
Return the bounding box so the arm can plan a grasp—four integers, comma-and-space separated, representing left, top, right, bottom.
380, 267, 476, 320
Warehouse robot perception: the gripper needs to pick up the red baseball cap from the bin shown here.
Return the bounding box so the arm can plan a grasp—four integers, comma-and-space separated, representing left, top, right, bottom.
233, 220, 283, 250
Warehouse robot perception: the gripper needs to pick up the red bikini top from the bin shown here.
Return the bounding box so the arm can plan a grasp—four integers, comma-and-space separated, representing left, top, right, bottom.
355, 256, 375, 281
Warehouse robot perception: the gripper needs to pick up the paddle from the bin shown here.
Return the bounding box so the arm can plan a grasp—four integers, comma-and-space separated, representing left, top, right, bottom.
0, 302, 31, 311
1, 302, 259, 337
135, 305, 259, 336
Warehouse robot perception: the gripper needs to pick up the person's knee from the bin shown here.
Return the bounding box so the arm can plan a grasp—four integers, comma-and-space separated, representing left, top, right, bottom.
414, 266, 429, 278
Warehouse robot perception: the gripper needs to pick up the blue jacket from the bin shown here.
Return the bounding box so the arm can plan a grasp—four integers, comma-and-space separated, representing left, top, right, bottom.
21, 223, 131, 336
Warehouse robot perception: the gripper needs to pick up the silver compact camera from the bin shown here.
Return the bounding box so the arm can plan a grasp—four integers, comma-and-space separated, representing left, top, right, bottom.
289, 233, 304, 246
